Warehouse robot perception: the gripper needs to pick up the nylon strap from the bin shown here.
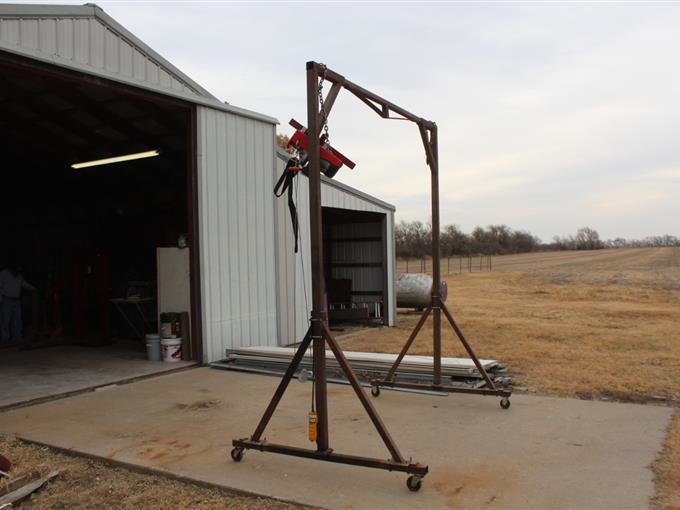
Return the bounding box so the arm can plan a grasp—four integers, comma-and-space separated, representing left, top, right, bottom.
274, 158, 300, 253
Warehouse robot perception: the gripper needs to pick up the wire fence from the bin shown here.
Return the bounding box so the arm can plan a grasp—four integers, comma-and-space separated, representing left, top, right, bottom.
396, 255, 493, 275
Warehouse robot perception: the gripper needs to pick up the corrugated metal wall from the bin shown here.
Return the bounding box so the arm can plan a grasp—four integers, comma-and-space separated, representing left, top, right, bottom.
197, 106, 278, 362
274, 153, 396, 346
329, 222, 385, 304
0, 14, 204, 98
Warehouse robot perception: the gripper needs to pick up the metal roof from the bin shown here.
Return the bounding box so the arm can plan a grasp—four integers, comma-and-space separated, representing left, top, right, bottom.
0, 3, 278, 125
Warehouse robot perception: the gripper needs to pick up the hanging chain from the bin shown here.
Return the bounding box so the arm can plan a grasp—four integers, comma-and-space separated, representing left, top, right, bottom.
318, 64, 330, 143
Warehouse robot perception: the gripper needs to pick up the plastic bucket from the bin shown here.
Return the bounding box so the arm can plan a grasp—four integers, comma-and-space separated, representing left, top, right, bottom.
160, 312, 181, 338
160, 337, 182, 362
145, 334, 161, 362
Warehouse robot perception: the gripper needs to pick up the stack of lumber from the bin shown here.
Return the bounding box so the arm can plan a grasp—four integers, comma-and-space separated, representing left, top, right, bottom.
211, 346, 512, 389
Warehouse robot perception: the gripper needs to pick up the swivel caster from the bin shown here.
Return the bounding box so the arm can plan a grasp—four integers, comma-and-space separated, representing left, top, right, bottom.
500, 397, 511, 409
406, 475, 422, 492
230, 447, 244, 462
371, 385, 381, 397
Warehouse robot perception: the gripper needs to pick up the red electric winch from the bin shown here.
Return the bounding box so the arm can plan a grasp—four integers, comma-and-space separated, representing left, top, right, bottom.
287, 119, 355, 178
275, 119, 357, 254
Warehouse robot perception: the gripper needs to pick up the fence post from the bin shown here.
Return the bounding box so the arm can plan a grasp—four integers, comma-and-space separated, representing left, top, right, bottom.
459, 256, 462, 274
447, 257, 450, 275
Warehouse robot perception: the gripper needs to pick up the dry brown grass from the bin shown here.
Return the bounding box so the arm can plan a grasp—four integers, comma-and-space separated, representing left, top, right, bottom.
654, 410, 680, 510
344, 247, 680, 508
0, 433, 310, 509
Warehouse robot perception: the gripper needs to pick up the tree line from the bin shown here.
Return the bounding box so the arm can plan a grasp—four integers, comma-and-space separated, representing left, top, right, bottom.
395, 221, 680, 257
396, 222, 542, 257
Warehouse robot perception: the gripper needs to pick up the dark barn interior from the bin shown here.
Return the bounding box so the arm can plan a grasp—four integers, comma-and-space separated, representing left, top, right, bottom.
322, 207, 387, 325
0, 53, 192, 348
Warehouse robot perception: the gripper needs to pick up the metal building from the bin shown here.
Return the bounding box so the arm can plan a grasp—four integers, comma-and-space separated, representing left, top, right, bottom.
0, 4, 395, 367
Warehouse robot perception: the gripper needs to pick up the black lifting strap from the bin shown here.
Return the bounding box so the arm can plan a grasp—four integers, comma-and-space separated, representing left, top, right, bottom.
274, 158, 301, 253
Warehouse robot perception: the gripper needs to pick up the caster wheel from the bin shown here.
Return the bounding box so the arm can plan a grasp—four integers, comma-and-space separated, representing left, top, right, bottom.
230, 447, 244, 462
500, 397, 510, 409
371, 386, 381, 397
406, 475, 422, 492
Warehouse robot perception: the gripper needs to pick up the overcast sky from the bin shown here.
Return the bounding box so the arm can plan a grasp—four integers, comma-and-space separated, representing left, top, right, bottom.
26, 1, 680, 241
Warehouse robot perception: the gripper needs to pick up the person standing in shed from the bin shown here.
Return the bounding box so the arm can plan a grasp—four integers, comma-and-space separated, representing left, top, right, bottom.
0, 261, 36, 342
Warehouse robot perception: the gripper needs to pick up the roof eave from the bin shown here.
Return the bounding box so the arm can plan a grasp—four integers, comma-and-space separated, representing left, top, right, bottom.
0, 2, 218, 101
0, 43, 279, 125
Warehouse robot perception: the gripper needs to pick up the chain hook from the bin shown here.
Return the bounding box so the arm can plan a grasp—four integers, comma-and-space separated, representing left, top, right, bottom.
318, 64, 330, 143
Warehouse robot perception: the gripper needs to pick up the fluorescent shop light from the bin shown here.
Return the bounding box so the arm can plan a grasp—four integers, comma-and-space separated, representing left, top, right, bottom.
71, 150, 160, 169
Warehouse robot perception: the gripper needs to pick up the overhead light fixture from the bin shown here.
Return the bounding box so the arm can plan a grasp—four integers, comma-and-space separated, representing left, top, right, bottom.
71, 149, 160, 169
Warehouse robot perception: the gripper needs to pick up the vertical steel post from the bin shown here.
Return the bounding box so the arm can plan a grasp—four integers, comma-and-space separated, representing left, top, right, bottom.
306, 63, 329, 452
427, 126, 442, 386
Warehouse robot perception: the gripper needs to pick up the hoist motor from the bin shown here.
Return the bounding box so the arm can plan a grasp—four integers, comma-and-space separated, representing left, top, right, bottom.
286, 118, 355, 178
275, 119, 356, 253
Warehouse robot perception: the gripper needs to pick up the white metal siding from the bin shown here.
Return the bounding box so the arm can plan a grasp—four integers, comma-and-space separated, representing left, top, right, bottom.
197, 106, 278, 362
274, 154, 396, 346
0, 14, 205, 98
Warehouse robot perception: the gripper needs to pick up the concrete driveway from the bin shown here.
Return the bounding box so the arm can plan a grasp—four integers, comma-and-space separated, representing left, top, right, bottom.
0, 343, 195, 409
0, 368, 672, 509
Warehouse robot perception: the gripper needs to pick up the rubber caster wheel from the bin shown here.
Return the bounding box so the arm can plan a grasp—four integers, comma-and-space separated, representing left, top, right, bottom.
500, 397, 511, 409
371, 386, 381, 397
230, 447, 244, 462
406, 475, 422, 492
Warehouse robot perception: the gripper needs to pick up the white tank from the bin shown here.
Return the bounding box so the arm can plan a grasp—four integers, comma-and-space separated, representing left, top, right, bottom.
396, 273, 448, 309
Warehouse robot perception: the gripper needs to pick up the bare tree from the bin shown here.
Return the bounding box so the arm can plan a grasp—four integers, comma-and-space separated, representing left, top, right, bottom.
395, 220, 431, 258
511, 230, 541, 253
575, 227, 603, 250
440, 224, 469, 255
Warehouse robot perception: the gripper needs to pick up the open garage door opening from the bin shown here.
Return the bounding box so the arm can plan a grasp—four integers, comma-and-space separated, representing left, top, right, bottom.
323, 207, 388, 327
0, 53, 198, 407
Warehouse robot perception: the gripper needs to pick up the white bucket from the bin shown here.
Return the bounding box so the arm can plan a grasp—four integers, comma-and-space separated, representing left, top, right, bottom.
160, 338, 182, 362
145, 334, 161, 362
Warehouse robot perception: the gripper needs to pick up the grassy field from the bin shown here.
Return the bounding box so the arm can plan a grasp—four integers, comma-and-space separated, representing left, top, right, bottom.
342, 247, 680, 508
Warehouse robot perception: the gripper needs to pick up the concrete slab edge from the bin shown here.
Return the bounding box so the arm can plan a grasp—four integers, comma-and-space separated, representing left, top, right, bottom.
12, 437, 320, 510
0, 364, 200, 413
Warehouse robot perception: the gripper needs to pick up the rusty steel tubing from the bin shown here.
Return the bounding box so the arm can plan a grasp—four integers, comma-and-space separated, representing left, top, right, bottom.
306, 61, 436, 131
428, 126, 443, 387
376, 380, 511, 397
322, 323, 404, 463
307, 63, 330, 453
250, 331, 313, 441
441, 303, 497, 390
232, 439, 429, 476
384, 306, 432, 382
